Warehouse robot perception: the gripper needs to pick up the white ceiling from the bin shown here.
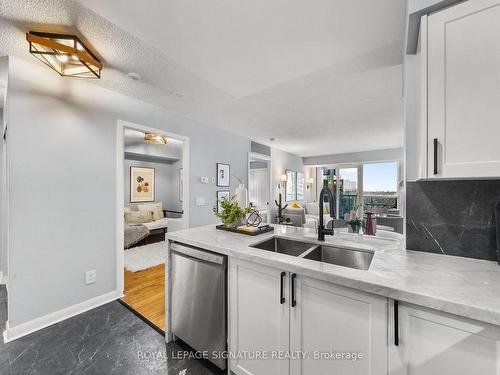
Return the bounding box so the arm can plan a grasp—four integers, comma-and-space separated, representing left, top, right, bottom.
0, 0, 406, 156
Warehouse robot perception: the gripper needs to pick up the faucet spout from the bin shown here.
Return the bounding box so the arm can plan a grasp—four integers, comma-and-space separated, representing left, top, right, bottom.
318, 180, 335, 241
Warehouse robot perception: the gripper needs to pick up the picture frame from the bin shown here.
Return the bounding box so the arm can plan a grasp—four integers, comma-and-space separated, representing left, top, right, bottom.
130, 166, 155, 203
285, 170, 297, 201
217, 163, 230, 187
216, 190, 230, 214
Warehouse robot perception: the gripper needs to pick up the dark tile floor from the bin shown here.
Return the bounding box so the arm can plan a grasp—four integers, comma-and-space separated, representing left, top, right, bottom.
0, 289, 222, 375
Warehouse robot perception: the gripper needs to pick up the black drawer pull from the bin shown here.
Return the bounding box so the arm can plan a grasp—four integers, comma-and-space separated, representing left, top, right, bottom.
394, 300, 399, 346
291, 273, 297, 307
280, 272, 286, 304
433, 138, 438, 175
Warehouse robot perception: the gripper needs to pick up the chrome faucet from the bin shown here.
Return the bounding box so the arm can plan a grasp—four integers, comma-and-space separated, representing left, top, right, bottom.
318, 180, 335, 241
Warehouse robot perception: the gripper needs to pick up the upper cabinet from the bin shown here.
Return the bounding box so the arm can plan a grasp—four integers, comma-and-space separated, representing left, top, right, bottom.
421, 0, 500, 179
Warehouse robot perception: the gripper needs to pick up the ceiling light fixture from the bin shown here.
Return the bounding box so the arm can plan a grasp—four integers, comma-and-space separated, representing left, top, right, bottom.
26, 31, 102, 78
144, 133, 168, 145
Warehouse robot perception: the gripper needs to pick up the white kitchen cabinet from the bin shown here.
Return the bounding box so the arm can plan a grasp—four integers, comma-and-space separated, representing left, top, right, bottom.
228, 258, 290, 375
228, 259, 388, 375
425, 0, 500, 178
390, 302, 500, 375
290, 275, 388, 375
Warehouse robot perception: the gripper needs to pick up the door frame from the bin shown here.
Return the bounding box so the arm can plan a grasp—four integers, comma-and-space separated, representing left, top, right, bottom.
116, 119, 190, 295
247, 152, 272, 223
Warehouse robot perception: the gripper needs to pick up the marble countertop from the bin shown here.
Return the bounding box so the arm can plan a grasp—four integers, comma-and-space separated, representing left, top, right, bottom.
167, 224, 500, 326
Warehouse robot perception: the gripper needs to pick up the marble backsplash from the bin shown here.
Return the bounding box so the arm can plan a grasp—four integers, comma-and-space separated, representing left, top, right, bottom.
406, 180, 500, 261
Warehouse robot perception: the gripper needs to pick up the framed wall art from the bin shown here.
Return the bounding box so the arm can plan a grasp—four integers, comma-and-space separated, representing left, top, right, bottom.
130, 166, 155, 203
217, 163, 230, 187
216, 190, 230, 214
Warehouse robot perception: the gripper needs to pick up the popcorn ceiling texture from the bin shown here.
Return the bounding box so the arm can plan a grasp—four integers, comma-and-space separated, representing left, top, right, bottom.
0, 0, 405, 157
0, 0, 233, 122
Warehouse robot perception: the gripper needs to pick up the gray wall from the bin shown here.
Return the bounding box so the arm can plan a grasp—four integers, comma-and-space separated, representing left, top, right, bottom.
270, 148, 306, 221
5, 56, 249, 328
124, 159, 183, 212
0, 56, 8, 282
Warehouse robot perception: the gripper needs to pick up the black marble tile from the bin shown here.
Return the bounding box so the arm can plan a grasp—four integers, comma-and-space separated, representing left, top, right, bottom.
406, 180, 500, 261
0, 299, 222, 375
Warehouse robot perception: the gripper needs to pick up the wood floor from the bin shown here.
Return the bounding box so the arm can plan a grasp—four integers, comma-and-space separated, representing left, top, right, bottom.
123, 264, 165, 331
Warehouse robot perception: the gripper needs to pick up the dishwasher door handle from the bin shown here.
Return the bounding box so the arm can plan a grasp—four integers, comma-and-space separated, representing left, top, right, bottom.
170, 242, 225, 264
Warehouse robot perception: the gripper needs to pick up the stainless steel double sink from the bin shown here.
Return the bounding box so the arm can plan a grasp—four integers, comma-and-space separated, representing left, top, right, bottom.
250, 237, 373, 271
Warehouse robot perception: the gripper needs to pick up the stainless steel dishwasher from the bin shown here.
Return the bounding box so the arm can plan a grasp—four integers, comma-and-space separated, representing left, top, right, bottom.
170, 242, 227, 370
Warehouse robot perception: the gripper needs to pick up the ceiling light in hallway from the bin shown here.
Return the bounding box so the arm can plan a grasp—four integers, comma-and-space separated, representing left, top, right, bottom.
144, 133, 168, 145
26, 31, 102, 78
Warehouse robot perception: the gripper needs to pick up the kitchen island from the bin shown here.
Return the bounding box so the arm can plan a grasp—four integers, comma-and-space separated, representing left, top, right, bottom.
166, 224, 500, 375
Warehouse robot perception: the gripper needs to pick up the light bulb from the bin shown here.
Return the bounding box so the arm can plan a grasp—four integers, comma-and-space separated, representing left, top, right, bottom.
57, 54, 69, 63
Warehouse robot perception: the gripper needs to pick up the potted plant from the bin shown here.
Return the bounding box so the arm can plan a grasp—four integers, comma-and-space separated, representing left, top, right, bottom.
214, 196, 252, 228
347, 218, 362, 234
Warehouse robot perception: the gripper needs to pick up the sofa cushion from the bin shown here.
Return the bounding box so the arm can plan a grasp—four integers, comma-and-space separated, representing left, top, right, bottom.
138, 202, 164, 221
305, 202, 318, 215
125, 210, 154, 224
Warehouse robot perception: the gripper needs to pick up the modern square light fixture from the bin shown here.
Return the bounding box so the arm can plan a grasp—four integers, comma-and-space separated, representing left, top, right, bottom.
144, 133, 168, 145
26, 31, 102, 78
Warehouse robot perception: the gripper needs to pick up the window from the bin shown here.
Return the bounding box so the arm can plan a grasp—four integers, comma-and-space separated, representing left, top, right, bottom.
285, 170, 297, 201
338, 168, 358, 219
363, 162, 398, 209
319, 161, 400, 219
296, 172, 305, 201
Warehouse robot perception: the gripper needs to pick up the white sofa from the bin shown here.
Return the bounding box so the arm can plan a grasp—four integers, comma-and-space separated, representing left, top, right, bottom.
281, 202, 331, 228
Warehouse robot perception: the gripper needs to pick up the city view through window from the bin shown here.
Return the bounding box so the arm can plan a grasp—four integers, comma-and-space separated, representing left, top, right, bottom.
322, 162, 399, 219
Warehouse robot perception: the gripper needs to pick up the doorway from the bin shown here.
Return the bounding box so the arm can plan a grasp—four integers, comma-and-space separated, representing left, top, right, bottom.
248, 152, 272, 223
116, 120, 189, 331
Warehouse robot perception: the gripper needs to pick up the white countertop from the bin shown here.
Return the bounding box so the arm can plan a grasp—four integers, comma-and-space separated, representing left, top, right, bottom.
167, 224, 500, 326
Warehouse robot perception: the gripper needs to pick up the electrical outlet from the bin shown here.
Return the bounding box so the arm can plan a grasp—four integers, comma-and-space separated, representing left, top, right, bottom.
196, 197, 206, 206
200, 177, 209, 184
85, 270, 97, 285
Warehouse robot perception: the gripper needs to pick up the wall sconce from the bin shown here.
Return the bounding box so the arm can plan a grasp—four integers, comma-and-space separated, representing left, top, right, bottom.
26, 31, 102, 78
307, 177, 315, 189
278, 174, 287, 189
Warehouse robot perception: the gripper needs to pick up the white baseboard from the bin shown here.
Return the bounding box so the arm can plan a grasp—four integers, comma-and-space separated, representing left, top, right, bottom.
3, 290, 123, 343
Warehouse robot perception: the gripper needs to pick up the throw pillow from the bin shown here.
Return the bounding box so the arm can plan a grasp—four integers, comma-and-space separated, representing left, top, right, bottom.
125, 210, 154, 224
138, 202, 164, 221
290, 202, 302, 209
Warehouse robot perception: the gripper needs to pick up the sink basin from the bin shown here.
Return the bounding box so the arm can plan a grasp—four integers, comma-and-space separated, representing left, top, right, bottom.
302, 245, 374, 271
250, 237, 317, 257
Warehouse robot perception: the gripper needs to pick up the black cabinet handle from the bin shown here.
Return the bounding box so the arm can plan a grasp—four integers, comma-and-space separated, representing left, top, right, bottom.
433, 138, 438, 175
280, 272, 286, 304
291, 273, 297, 307
394, 300, 399, 346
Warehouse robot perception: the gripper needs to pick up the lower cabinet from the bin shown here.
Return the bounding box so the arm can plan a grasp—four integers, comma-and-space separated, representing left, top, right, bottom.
228, 258, 290, 375
390, 302, 500, 375
228, 258, 388, 375
290, 274, 388, 375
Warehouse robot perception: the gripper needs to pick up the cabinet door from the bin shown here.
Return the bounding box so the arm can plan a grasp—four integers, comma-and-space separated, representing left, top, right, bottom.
290, 275, 388, 375
228, 258, 289, 375
391, 303, 500, 375
427, 0, 500, 178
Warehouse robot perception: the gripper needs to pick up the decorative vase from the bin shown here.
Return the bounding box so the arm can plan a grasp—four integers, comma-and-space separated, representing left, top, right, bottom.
235, 183, 248, 209
364, 212, 375, 236
349, 224, 361, 234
